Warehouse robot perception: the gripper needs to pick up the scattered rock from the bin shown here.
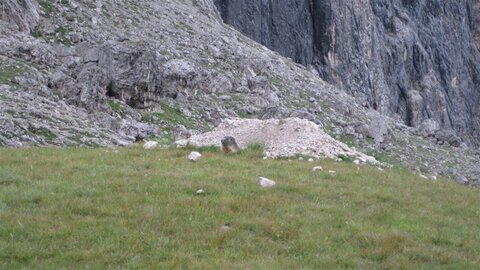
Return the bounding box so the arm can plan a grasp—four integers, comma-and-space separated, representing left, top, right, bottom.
435, 130, 462, 147
196, 189, 205, 195
188, 151, 202, 161
176, 139, 189, 148
312, 166, 323, 171
368, 113, 389, 144
308, 158, 314, 162
175, 125, 191, 140
143, 141, 158, 149
328, 170, 336, 175
257, 177, 276, 187
184, 118, 377, 163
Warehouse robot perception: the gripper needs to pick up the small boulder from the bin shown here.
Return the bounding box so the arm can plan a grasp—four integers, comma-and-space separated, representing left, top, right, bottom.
308, 158, 314, 163
143, 141, 158, 149
312, 166, 323, 172
196, 189, 205, 195
176, 139, 189, 148
257, 177, 276, 188
221, 136, 240, 153
188, 151, 202, 161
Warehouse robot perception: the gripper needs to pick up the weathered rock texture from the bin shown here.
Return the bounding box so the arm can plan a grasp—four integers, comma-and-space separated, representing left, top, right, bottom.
215, 0, 480, 146
0, 0, 39, 32
180, 118, 378, 162
0, 0, 479, 186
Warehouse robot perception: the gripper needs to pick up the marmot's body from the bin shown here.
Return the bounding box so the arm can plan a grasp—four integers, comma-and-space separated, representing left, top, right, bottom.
221, 136, 240, 153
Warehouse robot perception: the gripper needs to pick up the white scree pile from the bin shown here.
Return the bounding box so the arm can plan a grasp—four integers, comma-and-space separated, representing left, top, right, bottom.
178, 118, 377, 163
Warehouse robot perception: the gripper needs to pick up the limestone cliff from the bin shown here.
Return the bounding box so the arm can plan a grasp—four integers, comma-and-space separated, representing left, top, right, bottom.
215, 0, 480, 146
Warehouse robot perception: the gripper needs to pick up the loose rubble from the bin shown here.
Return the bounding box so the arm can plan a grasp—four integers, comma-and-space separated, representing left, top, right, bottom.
180, 118, 377, 163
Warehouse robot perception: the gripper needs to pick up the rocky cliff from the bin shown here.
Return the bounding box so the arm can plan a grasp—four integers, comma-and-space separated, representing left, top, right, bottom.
215, 0, 480, 146
0, 0, 479, 186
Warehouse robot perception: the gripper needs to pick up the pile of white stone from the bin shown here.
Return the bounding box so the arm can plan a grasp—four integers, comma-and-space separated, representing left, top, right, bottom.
177, 118, 377, 164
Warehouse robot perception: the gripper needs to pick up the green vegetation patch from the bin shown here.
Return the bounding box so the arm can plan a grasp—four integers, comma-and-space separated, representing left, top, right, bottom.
38, 0, 54, 18
28, 126, 57, 142
107, 99, 122, 113
142, 101, 194, 128
0, 147, 479, 269
0, 63, 27, 86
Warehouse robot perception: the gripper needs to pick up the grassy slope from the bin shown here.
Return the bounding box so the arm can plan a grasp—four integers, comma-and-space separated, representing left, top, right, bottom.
0, 146, 479, 269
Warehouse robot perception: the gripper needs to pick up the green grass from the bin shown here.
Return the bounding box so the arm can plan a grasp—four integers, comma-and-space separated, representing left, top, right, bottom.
0, 64, 27, 86
142, 101, 195, 128
0, 147, 479, 269
107, 99, 122, 113
38, 0, 54, 18
28, 126, 57, 143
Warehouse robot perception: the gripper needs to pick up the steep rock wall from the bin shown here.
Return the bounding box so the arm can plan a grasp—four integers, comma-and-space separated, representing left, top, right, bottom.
214, 0, 480, 146
0, 0, 39, 32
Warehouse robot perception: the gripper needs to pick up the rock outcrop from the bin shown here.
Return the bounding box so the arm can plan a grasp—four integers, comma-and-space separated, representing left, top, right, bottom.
214, 0, 480, 147
0, 0, 479, 186
0, 0, 39, 32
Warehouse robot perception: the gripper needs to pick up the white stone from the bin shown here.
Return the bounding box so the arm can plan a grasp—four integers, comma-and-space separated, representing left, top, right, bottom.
328, 170, 336, 175
353, 159, 360, 165
258, 177, 276, 188
299, 157, 304, 161
143, 141, 158, 149
176, 139, 188, 148
188, 151, 202, 161
196, 189, 205, 195
312, 166, 323, 172
308, 158, 314, 162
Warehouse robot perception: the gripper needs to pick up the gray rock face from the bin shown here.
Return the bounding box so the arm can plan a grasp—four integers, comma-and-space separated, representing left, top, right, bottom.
214, 0, 314, 66
1, 0, 479, 187
214, 0, 480, 146
0, 0, 39, 32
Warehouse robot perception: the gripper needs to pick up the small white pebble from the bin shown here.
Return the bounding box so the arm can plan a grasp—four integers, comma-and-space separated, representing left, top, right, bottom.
308, 158, 314, 162
196, 189, 205, 195
312, 166, 323, 172
263, 156, 268, 160
258, 177, 276, 188
188, 151, 202, 161
143, 141, 158, 149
